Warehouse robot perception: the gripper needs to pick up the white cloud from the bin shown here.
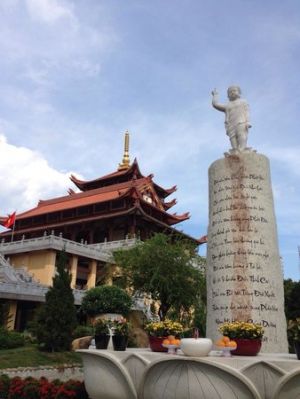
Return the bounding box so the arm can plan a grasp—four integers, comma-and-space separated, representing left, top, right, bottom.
26, 0, 75, 25
268, 147, 300, 177
0, 134, 79, 214
0, 1, 117, 92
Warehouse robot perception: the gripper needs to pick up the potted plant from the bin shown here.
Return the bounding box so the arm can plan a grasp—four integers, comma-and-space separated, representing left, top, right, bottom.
111, 317, 131, 351
145, 320, 184, 352
94, 319, 111, 349
81, 285, 133, 318
287, 318, 300, 359
218, 321, 264, 356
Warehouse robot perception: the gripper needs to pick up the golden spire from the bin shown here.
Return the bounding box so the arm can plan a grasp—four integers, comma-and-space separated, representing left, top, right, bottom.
118, 130, 131, 171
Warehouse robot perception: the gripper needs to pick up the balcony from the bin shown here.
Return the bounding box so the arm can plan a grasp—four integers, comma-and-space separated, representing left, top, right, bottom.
0, 234, 135, 262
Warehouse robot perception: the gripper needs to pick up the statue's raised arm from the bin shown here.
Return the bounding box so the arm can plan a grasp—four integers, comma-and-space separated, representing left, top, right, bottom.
211, 88, 226, 112
211, 85, 252, 154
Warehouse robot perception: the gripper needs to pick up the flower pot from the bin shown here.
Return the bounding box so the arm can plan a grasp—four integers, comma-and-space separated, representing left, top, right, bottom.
231, 338, 262, 356
148, 336, 168, 352
294, 342, 300, 360
95, 333, 110, 349
112, 335, 128, 351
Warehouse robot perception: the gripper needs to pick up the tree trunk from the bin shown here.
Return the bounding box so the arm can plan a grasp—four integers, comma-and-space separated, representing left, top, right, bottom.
158, 303, 170, 320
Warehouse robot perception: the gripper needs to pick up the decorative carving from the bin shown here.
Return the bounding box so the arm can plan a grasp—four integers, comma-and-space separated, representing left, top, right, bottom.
78, 350, 300, 399
81, 351, 137, 399
273, 369, 300, 399
122, 354, 149, 392
242, 361, 284, 399
141, 359, 259, 399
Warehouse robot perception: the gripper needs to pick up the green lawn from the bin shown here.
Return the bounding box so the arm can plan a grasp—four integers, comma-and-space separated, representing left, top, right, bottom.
0, 344, 82, 370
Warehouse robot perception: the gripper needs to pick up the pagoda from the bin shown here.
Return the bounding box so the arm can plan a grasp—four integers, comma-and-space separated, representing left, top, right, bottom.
0, 132, 202, 331
0, 132, 195, 244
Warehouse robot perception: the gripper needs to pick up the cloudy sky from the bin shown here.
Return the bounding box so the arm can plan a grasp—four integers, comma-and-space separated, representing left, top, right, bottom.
0, 0, 299, 279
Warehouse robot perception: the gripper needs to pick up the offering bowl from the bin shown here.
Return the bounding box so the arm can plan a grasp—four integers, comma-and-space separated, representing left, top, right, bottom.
180, 338, 212, 357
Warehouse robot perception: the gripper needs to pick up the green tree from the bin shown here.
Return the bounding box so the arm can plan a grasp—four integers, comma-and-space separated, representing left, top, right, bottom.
284, 278, 300, 320
33, 250, 77, 351
114, 233, 206, 321
81, 285, 132, 316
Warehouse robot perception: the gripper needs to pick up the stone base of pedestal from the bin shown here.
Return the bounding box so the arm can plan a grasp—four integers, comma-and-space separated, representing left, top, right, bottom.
78, 349, 300, 399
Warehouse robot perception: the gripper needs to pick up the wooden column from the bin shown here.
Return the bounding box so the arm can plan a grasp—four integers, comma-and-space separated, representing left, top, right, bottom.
87, 259, 97, 289
70, 255, 78, 289
7, 301, 17, 331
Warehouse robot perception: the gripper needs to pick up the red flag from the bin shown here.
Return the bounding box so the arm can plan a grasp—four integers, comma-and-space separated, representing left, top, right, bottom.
3, 212, 16, 229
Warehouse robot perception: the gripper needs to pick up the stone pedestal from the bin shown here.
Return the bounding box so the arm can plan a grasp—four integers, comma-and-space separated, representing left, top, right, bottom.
206, 152, 288, 352
78, 349, 300, 399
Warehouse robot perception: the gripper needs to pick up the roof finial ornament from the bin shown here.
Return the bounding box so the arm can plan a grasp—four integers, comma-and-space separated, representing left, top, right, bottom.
118, 130, 131, 171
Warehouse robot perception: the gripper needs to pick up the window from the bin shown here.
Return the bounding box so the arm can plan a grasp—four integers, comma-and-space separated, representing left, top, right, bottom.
94, 203, 107, 213
111, 200, 125, 210
77, 206, 90, 216
19, 219, 31, 227
62, 209, 74, 219
32, 216, 44, 225
48, 212, 59, 222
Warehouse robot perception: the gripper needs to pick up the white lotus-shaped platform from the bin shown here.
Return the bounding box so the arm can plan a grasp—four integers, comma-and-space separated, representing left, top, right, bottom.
78, 349, 300, 399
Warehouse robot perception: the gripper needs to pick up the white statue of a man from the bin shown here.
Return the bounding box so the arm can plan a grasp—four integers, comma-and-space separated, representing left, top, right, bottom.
211, 86, 251, 153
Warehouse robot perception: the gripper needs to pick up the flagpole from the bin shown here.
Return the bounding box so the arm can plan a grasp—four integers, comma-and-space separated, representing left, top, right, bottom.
10, 211, 17, 242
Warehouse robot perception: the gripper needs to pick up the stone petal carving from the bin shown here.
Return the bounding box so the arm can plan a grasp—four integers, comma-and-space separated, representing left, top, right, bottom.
273, 369, 300, 399
78, 350, 300, 399
242, 361, 284, 399
140, 359, 260, 399
122, 354, 149, 392
80, 351, 137, 399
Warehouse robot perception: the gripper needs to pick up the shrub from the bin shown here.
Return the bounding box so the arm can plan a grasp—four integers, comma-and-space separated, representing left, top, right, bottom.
31, 251, 77, 352
39, 377, 59, 398
0, 327, 24, 349
72, 325, 94, 339
21, 377, 40, 399
0, 374, 10, 399
22, 330, 37, 345
111, 317, 131, 336
94, 319, 110, 335
81, 285, 132, 316
57, 380, 89, 399
1, 376, 88, 399
287, 318, 300, 341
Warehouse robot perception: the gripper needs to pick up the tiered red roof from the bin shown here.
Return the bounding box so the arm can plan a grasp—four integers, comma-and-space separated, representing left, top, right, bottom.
70, 159, 177, 198
13, 176, 187, 224
0, 159, 194, 241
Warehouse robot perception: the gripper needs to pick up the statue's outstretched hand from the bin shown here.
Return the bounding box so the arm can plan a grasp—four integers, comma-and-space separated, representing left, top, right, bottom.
211, 88, 218, 97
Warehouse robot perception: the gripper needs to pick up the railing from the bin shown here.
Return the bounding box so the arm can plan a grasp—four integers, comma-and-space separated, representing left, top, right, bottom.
0, 252, 23, 283
0, 281, 85, 305
89, 238, 137, 250
0, 235, 113, 261
0, 235, 138, 261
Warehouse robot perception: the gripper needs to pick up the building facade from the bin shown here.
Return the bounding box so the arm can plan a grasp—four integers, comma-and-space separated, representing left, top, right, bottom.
0, 133, 198, 330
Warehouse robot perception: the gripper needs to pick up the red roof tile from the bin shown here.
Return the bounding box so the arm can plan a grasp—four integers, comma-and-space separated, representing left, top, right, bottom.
14, 177, 172, 220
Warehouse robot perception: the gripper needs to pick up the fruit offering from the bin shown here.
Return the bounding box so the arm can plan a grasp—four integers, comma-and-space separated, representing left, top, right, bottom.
215, 336, 237, 349
163, 335, 181, 346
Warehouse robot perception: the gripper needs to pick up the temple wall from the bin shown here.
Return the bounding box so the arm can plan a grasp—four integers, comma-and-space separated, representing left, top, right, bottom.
10, 250, 56, 286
